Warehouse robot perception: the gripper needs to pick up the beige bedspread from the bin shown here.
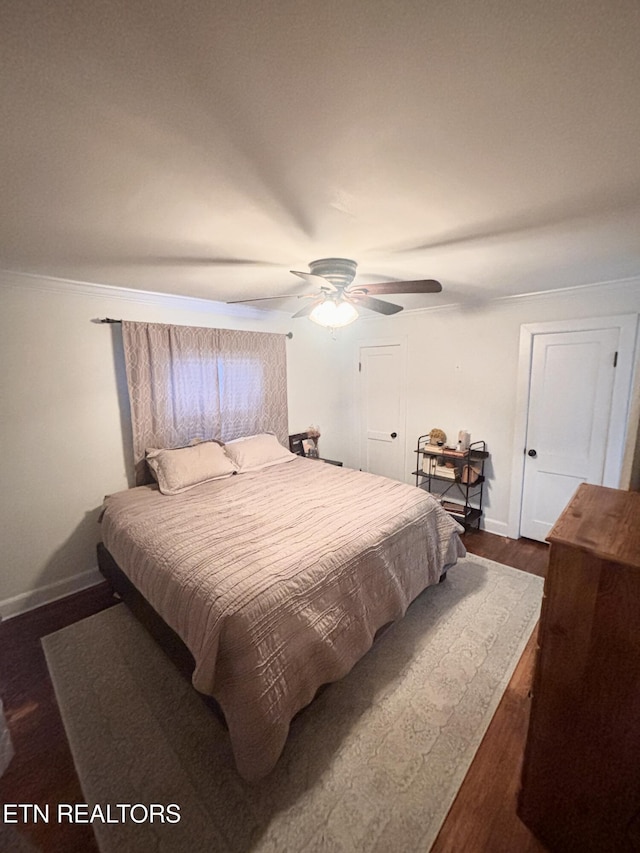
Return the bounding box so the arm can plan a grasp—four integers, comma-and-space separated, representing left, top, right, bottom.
101, 457, 465, 780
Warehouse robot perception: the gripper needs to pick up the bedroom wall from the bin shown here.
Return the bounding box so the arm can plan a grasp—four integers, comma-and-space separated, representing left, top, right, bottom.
285, 323, 349, 463
0, 271, 341, 617
330, 277, 640, 536
2, 270, 638, 615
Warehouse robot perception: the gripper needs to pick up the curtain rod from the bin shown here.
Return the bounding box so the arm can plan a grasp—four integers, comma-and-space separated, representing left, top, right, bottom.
98, 318, 293, 338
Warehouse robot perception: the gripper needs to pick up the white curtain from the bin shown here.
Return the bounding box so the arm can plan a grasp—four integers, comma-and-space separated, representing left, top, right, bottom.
122, 322, 289, 484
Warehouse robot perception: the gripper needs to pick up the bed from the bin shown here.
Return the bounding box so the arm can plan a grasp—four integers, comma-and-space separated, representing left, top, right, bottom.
99, 453, 465, 781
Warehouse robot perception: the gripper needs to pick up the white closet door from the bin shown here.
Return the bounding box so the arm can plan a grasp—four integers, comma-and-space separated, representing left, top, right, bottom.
359, 344, 405, 481
520, 327, 618, 542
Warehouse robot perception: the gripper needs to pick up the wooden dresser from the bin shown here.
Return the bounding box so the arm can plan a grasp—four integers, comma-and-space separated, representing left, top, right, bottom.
518, 483, 640, 852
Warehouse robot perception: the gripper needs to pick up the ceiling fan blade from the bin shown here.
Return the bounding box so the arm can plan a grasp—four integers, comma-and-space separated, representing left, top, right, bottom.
346, 293, 403, 315
290, 270, 338, 291
292, 298, 322, 319
227, 293, 316, 304
154, 256, 283, 267
346, 279, 442, 296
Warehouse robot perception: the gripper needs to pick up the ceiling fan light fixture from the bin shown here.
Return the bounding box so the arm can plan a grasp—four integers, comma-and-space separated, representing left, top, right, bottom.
309, 299, 359, 328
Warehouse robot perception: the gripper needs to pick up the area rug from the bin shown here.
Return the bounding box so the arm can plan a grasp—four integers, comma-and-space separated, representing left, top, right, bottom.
43, 555, 543, 853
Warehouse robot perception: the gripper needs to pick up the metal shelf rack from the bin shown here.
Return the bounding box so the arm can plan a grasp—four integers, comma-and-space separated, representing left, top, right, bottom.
413, 435, 489, 530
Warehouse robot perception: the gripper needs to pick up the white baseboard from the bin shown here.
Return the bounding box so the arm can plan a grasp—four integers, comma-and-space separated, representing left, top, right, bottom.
0, 567, 103, 621
480, 517, 512, 538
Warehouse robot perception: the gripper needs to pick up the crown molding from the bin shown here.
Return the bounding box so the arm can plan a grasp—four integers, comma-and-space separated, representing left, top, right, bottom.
3, 266, 638, 324
0, 268, 289, 320
487, 273, 640, 306
361, 273, 640, 319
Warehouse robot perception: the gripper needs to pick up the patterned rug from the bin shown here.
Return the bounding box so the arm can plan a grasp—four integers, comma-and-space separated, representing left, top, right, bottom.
43, 555, 543, 853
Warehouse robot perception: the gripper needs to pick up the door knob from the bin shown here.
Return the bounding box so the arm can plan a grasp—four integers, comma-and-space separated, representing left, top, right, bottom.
390, 432, 397, 439
527, 449, 537, 457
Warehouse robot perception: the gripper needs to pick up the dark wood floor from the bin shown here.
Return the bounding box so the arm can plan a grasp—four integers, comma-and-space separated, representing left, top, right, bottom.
433, 530, 548, 853
0, 530, 549, 852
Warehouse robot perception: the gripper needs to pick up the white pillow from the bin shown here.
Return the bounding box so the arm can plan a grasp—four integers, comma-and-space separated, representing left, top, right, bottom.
146, 441, 238, 495
224, 433, 296, 473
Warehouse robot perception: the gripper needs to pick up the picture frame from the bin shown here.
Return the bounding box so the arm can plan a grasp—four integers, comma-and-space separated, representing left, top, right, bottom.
302, 438, 317, 457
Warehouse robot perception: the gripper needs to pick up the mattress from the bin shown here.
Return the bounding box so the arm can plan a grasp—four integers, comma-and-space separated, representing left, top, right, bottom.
101, 456, 465, 780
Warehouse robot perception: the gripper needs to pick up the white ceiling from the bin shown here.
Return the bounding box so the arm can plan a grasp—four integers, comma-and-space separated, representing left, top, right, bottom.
1, 0, 639, 315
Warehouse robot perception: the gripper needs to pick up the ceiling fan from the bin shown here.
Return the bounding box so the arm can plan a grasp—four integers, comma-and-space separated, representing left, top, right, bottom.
227, 258, 442, 327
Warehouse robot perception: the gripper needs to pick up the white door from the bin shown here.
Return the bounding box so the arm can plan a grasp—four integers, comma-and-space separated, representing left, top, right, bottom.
359, 344, 405, 481
520, 327, 619, 541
